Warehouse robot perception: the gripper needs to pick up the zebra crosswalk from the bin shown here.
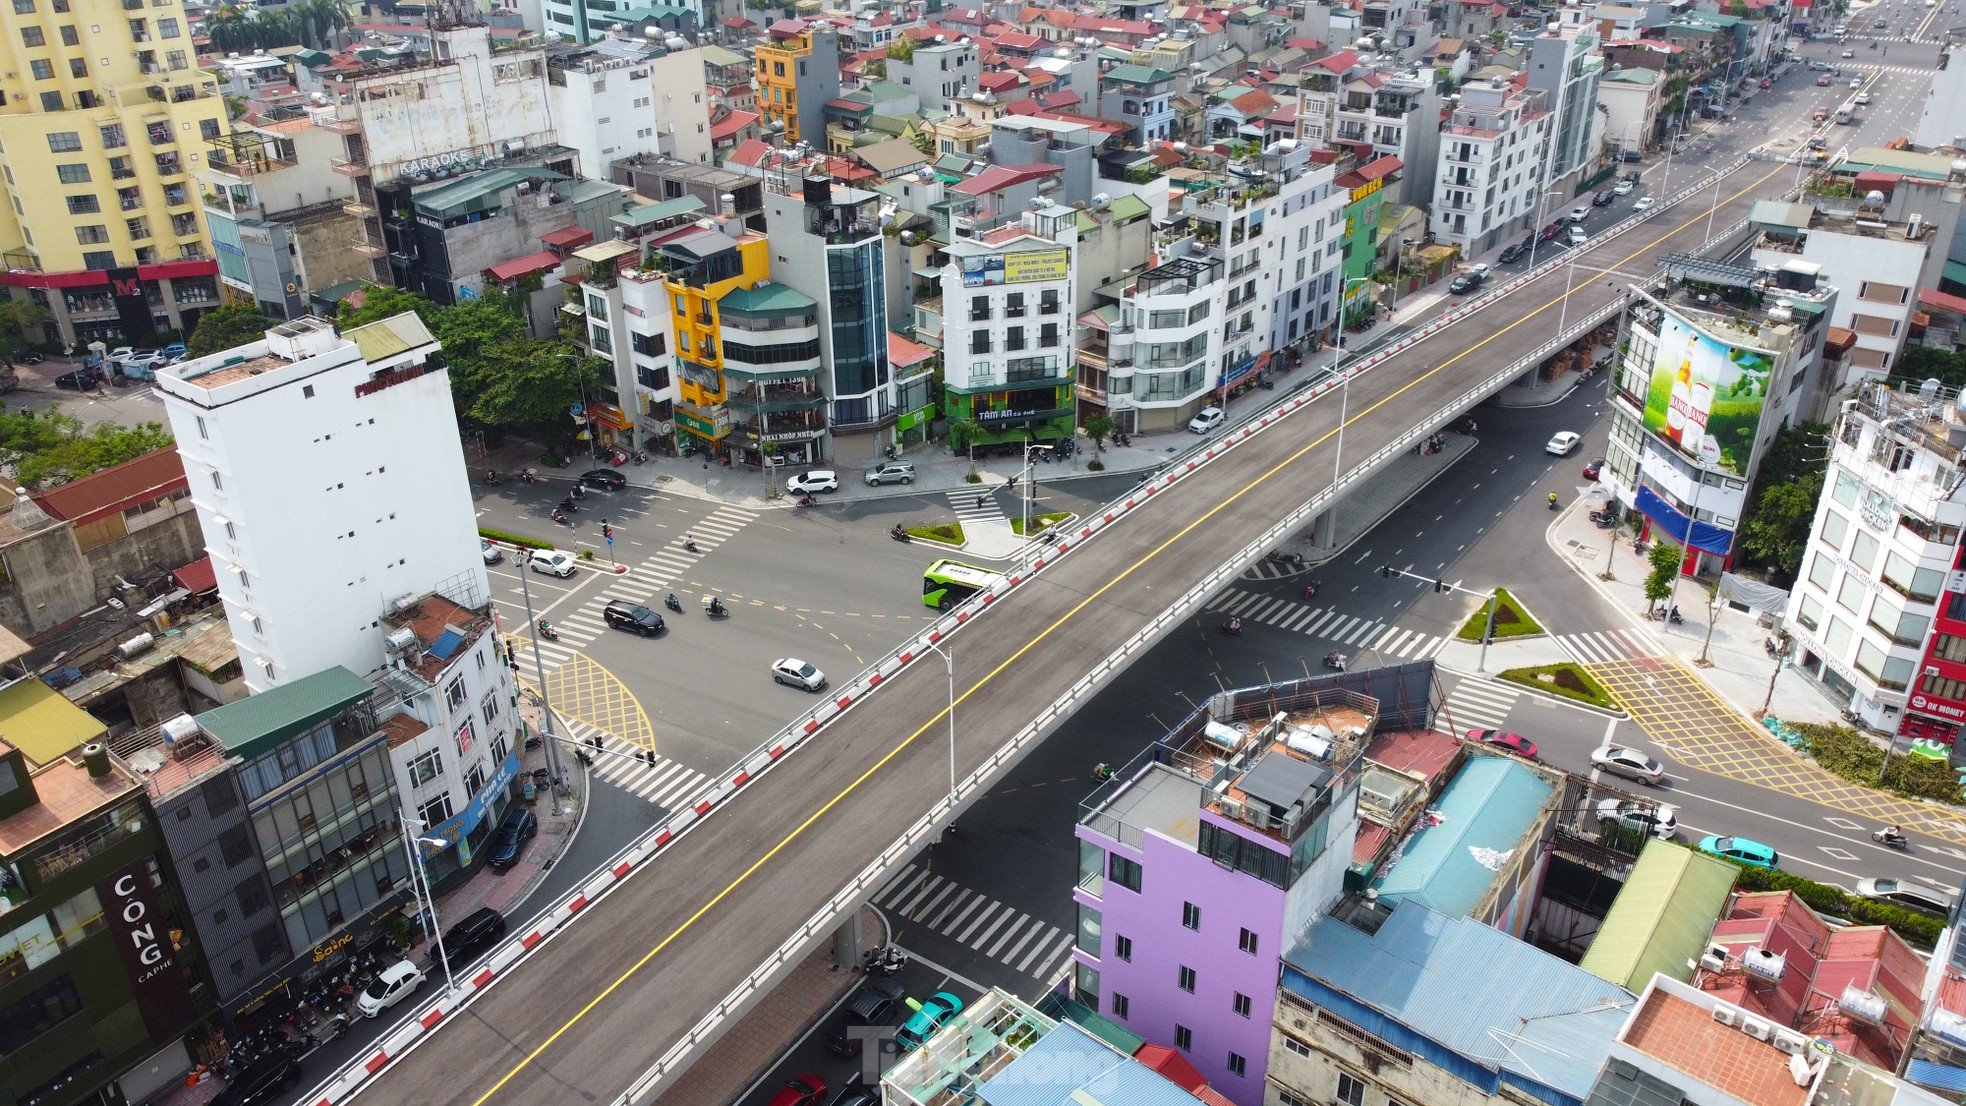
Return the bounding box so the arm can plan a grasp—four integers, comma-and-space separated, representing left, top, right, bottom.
946, 487, 1008, 529
1202, 588, 1449, 659
505, 505, 759, 673
1554, 628, 1653, 665
561, 717, 712, 813
875, 864, 1077, 983
1439, 675, 1523, 733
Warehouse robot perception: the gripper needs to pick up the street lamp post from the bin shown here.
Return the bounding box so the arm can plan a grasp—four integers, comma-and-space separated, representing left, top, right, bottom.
1331, 276, 1374, 495
1703, 170, 1726, 240
1020, 441, 1051, 537
1527, 188, 1564, 270
1555, 246, 1582, 341
512, 551, 567, 814
563, 350, 600, 465
400, 816, 456, 997
922, 642, 956, 815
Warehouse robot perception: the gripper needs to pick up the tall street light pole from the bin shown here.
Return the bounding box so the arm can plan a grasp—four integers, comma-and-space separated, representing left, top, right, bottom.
1020, 441, 1051, 537
922, 642, 956, 814
400, 815, 456, 997
512, 551, 567, 813
1331, 276, 1374, 496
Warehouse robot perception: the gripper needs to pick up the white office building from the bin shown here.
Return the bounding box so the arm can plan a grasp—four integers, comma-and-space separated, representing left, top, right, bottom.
157, 313, 522, 880
1431, 78, 1552, 253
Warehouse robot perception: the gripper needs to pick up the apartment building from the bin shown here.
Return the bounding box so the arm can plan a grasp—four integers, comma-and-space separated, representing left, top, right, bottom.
1072, 683, 1369, 1105
1430, 78, 1552, 254
1607, 265, 1833, 575
763, 175, 901, 462
0, 692, 208, 1106
885, 39, 980, 116
0, 0, 227, 346
1329, 68, 1439, 206
1598, 66, 1664, 156
1749, 203, 1932, 387
305, 20, 566, 286
935, 202, 1078, 449
1527, 21, 1607, 191
1786, 379, 1966, 734
1099, 63, 1178, 145
755, 20, 841, 144
1914, 46, 1966, 150
1901, 882, 1966, 1095
201, 108, 368, 320
546, 37, 714, 173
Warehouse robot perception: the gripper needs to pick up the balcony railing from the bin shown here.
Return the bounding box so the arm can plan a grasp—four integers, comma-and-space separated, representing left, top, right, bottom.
348, 236, 386, 259
331, 156, 370, 177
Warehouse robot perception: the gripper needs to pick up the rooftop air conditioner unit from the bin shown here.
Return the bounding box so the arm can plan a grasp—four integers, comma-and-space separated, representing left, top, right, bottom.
1699, 946, 1728, 973
1741, 1017, 1773, 1042
1712, 1004, 1739, 1027
392, 593, 420, 615
1773, 1030, 1809, 1055
1217, 797, 1244, 821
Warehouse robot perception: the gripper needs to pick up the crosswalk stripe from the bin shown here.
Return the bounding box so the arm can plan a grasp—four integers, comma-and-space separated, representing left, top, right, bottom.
937, 893, 986, 933
1013, 926, 1063, 972
924, 888, 975, 929
1342, 620, 1377, 645
1279, 606, 1319, 632
879, 868, 928, 906
1376, 627, 1409, 654
966, 906, 1014, 949
1036, 936, 1078, 981
1248, 596, 1287, 621
909, 880, 961, 919
895, 875, 944, 915
952, 901, 1001, 944
992, 919, 1044, 961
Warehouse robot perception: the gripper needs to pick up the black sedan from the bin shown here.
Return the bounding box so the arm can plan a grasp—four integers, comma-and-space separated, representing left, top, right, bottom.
55, 366, 103, 390
1499, 242, 1527, 264
578, 468, 627, 490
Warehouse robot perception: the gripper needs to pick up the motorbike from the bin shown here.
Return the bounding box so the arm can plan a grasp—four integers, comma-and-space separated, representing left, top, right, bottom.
1220, 617, 1243, 636
1667, 606, 1684, 625
683, 537, 700, 553
1547, 494, 1560, 510
1872, 828, 1908, 850
796, 493, 815, 508
314, 1013, 351, 1046
1266, 550, 1306, 567
1092, 763, 1117, 782
884, 444, 899, 460
537, 620, 559, 641
551, 509, 570, 526
1324, 652, 1347, 671
863, 945, 907, 976
890, 525, 911, 543
483, 470, 502, 485
1304, 580, 1322, 601
664, 593, 683, 613
631, 449, 648, 464
559, 496, 578, 513
703, 597, 729, 619
518, 468, 537, 485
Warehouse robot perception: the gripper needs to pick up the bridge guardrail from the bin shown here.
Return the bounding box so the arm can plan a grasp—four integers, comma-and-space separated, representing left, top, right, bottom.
313, 154, 1762, 1106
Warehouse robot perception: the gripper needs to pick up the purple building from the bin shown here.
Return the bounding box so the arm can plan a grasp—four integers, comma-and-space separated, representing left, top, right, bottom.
1072, 684, 1375, 1106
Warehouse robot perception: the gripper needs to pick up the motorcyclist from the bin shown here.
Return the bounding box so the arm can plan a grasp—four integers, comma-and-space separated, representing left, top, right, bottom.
665, 592, 681, 611
537, 619, 554, 637
551, 508, 568, 524
1224, 615, 1243, 634
1883, 824, 1904, 843
1548, 492, 1559, 508
707, 597, 726, 616
683, 534, 699, 553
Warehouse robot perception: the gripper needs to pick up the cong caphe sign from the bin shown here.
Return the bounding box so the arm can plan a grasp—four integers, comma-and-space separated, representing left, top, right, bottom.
98, 860, 198, 1038
1639, 310, 1774, 478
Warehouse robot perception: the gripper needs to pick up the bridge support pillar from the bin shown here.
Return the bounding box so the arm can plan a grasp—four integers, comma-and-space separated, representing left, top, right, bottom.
1310, 505, 1338, 553
832, 913, 862, 970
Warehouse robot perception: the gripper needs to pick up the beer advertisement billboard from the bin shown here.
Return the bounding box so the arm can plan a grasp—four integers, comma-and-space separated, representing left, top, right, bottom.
1640, 310, 1774, 478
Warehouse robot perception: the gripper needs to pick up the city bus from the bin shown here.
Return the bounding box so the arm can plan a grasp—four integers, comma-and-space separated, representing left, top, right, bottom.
922, 559, 1004, 609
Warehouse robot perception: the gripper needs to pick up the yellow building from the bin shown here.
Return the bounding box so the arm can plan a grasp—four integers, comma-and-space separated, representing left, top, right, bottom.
754, 21, 839, 145
0, 0, 226, 347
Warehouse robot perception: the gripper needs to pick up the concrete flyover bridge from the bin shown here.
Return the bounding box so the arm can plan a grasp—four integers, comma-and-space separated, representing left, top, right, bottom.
333, 156, 1790, 1106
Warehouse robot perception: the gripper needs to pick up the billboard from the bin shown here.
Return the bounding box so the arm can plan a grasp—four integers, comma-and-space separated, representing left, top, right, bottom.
1639, 310, 1774, 477
962, 247, 1069, 287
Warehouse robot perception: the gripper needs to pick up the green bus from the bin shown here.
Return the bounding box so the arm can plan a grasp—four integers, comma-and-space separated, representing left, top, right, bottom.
923, 559, 1004, 609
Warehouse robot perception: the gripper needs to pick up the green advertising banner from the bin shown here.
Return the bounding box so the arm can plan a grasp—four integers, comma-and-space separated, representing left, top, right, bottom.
1640, 311, 1773, 477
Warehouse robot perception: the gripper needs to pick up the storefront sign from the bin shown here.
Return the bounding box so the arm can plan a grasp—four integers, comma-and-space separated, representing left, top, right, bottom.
311, 931, 354, 964
98, 861, 197, 1038
1348, 176, 1384, 204
1909, 691, 1966, 722
418, 753, 522, 860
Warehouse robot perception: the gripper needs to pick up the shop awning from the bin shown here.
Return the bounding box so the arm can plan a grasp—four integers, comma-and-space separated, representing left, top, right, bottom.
589, 404, 632, 431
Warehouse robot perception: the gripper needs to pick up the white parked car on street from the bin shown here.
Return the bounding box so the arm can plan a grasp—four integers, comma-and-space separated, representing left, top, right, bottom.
1545, 431, 1582, 455
1188, 406, 1226, 433
771, 657, 827, 691
356, 960, 425, 1018
785, 470, 839, 494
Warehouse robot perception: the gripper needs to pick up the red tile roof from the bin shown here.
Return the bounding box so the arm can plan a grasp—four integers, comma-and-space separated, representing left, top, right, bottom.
1623, 989, 1809, 1106
711, 109, 760, 141
888, 332, 935, 366
728, 138, 773, 168
1920, 287, 1966, 314
486, 250, 564, 282
32, 448, 186, 528
950, 162, 1064, 196
539, 225, 594, 250
1312, 49, 1358, 72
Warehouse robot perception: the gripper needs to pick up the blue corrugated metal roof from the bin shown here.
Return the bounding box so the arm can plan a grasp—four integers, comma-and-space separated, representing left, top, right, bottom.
1908, 1059, 1966, 1094
1372, 755, 1552, 916
1283, 905, 1633, 1106
980, 1023, 1205, 1106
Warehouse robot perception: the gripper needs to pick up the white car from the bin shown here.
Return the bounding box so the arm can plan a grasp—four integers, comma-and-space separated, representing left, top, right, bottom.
785, 470, 839, 494
1567, 205, 1589, 223
1545, 431, 1582, 455
1592, 745, 1665, 785
527, 549, 578, 578
1566, 225, 1587, 246
356, 960, 425, 1018
1188, 406, 1226, 433
771, 657, 827, 691
1855, 91, 1871, 105
1850, 76, 1863, 88
114, 351, 166, 372
1632, 197, 1656, 213
1596, 798, 1679, 840
1613, 179, 1636, 196
1854, 877, 1955, 917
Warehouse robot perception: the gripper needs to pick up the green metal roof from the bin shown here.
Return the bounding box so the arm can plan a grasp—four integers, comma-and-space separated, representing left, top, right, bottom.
1103, 63, 1174, 85
346, 310, 437, 364
700, 44, 746, 67
1579, 842, 1736, 992
613, 194, 706, 231
196, 666, 375, 762
718, 281, 817, 316
415, 167, 564, 219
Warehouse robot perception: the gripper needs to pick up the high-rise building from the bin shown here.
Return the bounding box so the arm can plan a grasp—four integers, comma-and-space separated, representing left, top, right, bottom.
0, 0, 227, 346
1527, 21, 1607, 190
1431, 79, 1553, 254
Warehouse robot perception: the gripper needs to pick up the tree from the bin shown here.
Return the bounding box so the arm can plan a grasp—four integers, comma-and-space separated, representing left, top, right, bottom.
1895, 346, 1966, 389
1644, 539, 1681, 612
0, 410, 174, 488
338, 285, 439, 330
0, 299, 51, 361
187, 304, 275, 357
1735, 421, 1828, 583
430, 293, 525, 407
454, 339, 605, 443
1082, 414, 1114, 454
948, 417, 983, 477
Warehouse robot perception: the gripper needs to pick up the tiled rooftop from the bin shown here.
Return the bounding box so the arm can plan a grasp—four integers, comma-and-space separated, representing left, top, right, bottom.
0, 756, 138, 857
1623, 988, 1809, 1106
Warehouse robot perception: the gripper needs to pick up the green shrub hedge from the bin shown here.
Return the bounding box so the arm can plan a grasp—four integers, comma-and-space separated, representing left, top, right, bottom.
1788, 722, 1961, 804
1455, 587, 1543, 641
1724, 859, 1944, 946
479, 528, 555, 551
1497, 662, 1620, 711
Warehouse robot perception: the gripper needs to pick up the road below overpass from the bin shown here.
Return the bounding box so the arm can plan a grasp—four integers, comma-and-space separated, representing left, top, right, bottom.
370, 155, 1794, 1106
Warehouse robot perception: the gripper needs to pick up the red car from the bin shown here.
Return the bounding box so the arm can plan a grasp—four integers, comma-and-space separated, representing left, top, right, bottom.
768, 1075, 827, 1106
1583, 457, 1605, 480
1467, 728, 1540, 759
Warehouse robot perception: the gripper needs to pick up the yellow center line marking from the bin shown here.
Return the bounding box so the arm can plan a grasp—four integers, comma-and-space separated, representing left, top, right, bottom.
465, 162, 1789, 1105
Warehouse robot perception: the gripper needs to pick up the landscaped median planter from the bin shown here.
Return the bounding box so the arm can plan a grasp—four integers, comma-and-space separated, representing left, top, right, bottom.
904, 522, 965, 547
1010, 511, 1073, 537
1497, 662, 1621, 712
1454, 587, 1544, 641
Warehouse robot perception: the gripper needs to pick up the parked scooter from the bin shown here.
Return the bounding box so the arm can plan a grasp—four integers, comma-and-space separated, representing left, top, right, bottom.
863, 945, 907, 976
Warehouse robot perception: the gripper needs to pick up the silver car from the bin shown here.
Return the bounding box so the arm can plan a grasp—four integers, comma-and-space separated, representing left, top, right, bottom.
1855, 877, 1955, 917
1592, 745, 1665, 785
771, 657, 827, 691
1596, 798, 1679, 840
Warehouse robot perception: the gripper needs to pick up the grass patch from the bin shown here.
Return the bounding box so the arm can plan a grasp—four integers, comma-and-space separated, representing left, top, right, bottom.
1455, 587, 1543, 641
908, 522, 964, 544
480, 527, 555, 551
1786, 722, 1963, 805
1010, 511, 1071, 536
1497, 662, 1620, 711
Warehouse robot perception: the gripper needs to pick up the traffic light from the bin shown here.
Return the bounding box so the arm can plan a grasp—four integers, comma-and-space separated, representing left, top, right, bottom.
602, 521, 614, 540
1380, 565, 1395, 579
1434, 579, 1447, 593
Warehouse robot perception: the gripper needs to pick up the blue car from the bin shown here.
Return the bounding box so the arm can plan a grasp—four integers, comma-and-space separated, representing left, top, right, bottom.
159, 342, 187, 362
1698, 834, 1779, 869
896, 991, 964, 1051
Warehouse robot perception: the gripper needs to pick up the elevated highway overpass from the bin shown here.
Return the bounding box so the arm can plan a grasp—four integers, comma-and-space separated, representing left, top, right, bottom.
342, 155, 1792, 1106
